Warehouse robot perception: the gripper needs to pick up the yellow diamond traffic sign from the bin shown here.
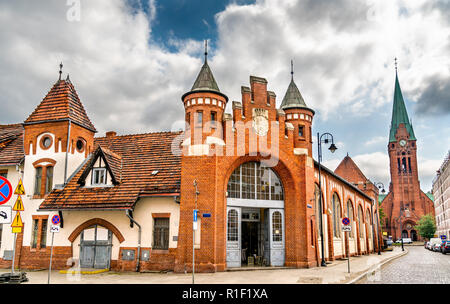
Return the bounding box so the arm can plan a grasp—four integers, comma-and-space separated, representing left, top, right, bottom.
12, 195, 24, 211
11, 211, 23, 228
14, 179, 25, 195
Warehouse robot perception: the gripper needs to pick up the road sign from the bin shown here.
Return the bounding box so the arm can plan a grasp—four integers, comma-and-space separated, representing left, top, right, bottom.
14, 179, 25, 195
441, 235, 447, 240
193, 209, 198, 222
0, 176, 13, 205
50, 225, 60, 233
11, 212, 23, 228
12, 227, 22, 234
342, 225, 351, 232
202, 213, 211, 218
0, 206, 12, 224
342, 217, 350, 226
12, 196, 24, 211
51, 215, 60, 225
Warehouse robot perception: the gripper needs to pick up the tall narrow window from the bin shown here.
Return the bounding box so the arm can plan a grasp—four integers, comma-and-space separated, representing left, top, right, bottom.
402, 158, 407, 173
227, 210, 238, 242
315, 184, 322, 237
332, 194, 341, 238
408, 157, 411, 173
196, 111, 203, 126
34, 167, 42, 195
272, 211, 282, 242
298, 125, 304, 137
397, 158, 401, 173
210, 111, 217, 126
358, 207, 364, 238
45, 166, 53, 194
153, 218, 169, 250
31, 219, 39, 248
40, 219, 48, 248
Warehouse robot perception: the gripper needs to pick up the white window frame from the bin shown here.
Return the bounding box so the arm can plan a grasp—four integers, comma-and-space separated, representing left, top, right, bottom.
92, 168, 107, 186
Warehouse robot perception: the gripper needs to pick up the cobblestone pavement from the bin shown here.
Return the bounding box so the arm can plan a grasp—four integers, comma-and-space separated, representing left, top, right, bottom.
357, 246, 450, 284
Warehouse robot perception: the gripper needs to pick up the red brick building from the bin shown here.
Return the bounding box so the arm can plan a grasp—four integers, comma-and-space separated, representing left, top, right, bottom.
0, 57, 382, 272
380, 69, 435, 241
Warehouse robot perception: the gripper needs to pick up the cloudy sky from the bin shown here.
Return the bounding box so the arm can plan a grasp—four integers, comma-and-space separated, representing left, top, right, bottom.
0, 0, 449, 192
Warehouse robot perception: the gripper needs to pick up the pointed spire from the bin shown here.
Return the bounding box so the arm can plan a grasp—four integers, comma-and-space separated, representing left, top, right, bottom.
59, 62, 63, 81
280, 60, 312, 111
204, 40, 208, 64
389, 58, 416, 142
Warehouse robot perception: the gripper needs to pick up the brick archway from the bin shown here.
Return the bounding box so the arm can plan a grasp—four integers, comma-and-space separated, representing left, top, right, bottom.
68, 218, 125, 243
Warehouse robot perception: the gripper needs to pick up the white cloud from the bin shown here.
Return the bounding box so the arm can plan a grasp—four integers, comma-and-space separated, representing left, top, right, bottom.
364, 136, 387, 147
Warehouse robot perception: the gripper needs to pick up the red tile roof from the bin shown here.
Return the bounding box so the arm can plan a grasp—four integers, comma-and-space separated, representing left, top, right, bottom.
39, 131, 182, 210
24, 79, 96, 132
0, 124, 24, 166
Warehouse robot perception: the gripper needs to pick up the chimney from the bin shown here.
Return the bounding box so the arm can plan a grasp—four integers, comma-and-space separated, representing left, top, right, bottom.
106, 131, 117, 138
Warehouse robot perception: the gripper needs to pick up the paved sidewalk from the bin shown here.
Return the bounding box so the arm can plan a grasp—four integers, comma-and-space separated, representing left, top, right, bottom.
0, 247, 407, 284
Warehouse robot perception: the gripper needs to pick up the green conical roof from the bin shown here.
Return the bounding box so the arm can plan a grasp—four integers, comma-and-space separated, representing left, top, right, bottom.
191, 62, 220, 92
389, 72, 416, 142
280, 78, 309, 110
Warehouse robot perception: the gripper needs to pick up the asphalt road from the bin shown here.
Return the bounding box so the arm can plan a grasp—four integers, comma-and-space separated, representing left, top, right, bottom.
357, 246, 450, 284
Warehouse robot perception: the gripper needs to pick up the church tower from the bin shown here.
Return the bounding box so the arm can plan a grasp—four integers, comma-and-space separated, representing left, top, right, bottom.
381, 60, 434, 241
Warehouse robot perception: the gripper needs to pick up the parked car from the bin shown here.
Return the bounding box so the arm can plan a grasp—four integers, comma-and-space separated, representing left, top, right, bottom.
442, 241, 450, 254
439, 240, 448, 252
395, 238, 413, 244
425, 241, 430, 249
386, 239, 393, 246
429, 238, 443, 250
432, 243, 442, 252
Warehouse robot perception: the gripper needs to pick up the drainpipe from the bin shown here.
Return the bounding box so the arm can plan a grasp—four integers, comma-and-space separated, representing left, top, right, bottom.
126, 209, 141, 272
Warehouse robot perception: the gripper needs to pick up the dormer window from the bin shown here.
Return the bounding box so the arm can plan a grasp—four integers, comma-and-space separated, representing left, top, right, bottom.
92, 168, 107, 186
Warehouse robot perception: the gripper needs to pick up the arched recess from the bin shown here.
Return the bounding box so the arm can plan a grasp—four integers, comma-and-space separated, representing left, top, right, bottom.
68, 218, 125, 243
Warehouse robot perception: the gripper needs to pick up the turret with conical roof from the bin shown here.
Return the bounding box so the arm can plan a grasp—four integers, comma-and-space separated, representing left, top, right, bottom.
181, 41, 228, 154
281, 61, 315, 156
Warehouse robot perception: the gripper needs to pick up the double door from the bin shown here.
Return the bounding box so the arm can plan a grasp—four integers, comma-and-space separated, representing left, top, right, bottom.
226, 207, 284, 267
80, 225, 112, 269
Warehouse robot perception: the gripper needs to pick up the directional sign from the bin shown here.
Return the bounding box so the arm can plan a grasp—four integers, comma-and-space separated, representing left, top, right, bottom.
441, 235, 447, 240
51, 215, 60, 225
0, 176, 13, 205
342, 217, 350, 226
0, 206, 12, 224
14, 179, 25, 195
11, 211, 23, 228
202, 213, 211, 218
50, 225, 60, 233
12, 196, 24, 211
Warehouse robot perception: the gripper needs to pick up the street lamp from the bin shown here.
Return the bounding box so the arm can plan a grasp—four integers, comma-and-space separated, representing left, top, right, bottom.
373, 182, 386, 255
317, 132, 337, 267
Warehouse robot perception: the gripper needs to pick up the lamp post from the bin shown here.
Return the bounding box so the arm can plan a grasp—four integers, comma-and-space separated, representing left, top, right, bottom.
317, 132, 337, 267
373, 182, 386, 255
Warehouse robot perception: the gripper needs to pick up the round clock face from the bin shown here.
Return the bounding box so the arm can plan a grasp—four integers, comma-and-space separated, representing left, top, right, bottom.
399, 140, 407, 147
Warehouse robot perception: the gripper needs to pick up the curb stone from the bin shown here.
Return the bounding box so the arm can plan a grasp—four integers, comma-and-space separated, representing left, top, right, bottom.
347, 248, 409, 284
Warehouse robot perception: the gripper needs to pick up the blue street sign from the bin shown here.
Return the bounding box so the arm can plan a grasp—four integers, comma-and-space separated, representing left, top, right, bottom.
193, 209, 197, 222
0, 176, 13, 206
202, 213, 211, 218
441, 235, 447, 240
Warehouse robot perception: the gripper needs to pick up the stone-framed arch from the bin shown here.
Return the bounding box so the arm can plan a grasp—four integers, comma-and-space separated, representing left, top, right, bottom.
68, 218, 125, 243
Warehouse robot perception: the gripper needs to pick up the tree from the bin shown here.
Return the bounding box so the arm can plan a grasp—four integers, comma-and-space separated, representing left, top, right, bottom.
415, 214, 436, 240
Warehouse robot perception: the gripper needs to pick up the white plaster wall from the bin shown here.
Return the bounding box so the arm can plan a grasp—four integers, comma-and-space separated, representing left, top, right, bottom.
47, 196, 179, 260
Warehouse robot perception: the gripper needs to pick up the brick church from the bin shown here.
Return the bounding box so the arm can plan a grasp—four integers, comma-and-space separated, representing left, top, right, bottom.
380, 67, 435, 241
0, 52, 383, 272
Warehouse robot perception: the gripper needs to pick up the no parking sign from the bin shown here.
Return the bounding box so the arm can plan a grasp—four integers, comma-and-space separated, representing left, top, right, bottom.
0, 176, 13, 205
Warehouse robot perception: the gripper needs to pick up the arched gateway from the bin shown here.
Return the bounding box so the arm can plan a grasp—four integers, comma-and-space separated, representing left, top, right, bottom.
226, 161, 285, 268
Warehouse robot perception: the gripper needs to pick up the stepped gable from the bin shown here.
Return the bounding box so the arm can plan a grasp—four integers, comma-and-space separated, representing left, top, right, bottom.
0, 124, 24, 166
39, 131, 182, 210
24, 79, 96, 132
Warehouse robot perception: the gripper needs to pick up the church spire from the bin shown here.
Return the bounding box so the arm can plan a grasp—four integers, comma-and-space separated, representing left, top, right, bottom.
189, 39, 220, 93
280, 60, 311, 111
389, 59, 416, 142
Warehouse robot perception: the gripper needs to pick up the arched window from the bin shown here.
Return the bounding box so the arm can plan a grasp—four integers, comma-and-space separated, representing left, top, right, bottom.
358, 206, 364, 238
366, 209, 372, 240
332, 193, 341, 238
272, 211, 282, 242
227, 210, 238, 241
227, 162, 284, 201
315, 184, 322, 237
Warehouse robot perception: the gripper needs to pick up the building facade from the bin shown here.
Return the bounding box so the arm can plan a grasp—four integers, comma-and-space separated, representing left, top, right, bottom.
433, 151, 450, 239
380, 70, 435, 241
0, 57, 381, 272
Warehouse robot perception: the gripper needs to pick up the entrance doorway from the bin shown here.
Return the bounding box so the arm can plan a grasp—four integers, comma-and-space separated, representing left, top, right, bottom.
80, 225, 112, 269
410, 230, 417, 241
241, 221, 259, 265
